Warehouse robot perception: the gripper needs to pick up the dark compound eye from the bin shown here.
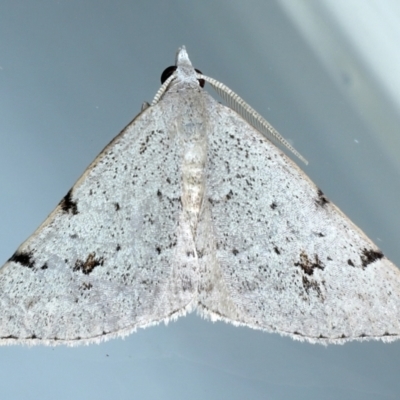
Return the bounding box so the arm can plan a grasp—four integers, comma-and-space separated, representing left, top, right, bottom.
160, 66, 205, 88
160, 66, 176, 84
195, 69, 205, 88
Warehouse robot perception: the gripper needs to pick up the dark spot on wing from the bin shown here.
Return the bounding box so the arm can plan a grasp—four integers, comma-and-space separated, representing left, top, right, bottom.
224, 161, 230, 174
270, 202, 277, 210
73, 253, 104, 275
383, 332, 397, 337
41, 263, 48, 270
285, 330, 394, 342
114, 202, 120, 211
165, 195, 180, 207
60, 189, 78, 215
182, 276, 194, 291
347, 259, 354, 266
116, 244, 121, 251
302, 275, 325, 302
139, 135, 151, 154
315, 189, 329, 207
167, 239, 177, 249
81, 282, 93, 290
302, 276, 324, 300
225, 190, 233, 201
9, 251, 35, 269
232, 248, 239, 256
360, 248, 384, 268
274, 246, 281, 255
156, 246, 161, 254
157, 190, 162, 199
295, 251, 324, 275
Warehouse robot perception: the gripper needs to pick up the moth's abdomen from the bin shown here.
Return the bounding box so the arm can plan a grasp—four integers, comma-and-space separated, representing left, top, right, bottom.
181, 135, 207, 232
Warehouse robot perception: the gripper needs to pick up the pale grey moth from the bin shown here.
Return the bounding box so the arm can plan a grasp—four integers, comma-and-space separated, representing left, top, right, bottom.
1, 47, 400, 346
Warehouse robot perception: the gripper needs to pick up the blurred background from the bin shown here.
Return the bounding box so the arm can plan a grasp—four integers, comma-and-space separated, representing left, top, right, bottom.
1, 1, 400, 399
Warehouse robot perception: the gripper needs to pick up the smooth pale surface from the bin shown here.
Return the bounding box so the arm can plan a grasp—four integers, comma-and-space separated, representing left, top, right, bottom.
1, 1, 400, 399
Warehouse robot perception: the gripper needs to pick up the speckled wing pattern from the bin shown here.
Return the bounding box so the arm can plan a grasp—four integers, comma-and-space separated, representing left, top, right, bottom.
197, 102, 400, 343
1, 47, 400, 346
0, 103, 195, 345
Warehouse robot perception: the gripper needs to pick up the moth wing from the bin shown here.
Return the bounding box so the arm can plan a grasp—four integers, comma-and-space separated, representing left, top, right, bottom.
0, 104, 192, 345
198, 102, 400, 343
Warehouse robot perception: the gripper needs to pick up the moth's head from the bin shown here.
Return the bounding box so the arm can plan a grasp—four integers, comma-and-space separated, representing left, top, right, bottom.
175, 46, 191, 68
160, 46, 205, 88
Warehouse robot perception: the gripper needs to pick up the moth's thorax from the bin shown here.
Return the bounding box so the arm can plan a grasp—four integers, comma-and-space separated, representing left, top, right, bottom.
176, 88, 209, 232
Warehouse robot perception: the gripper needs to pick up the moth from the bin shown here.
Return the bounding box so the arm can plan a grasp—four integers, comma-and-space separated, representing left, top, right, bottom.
0, 47, 399, 346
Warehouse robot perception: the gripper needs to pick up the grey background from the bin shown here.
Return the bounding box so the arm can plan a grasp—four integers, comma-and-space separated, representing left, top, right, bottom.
1, 1, 400, 399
